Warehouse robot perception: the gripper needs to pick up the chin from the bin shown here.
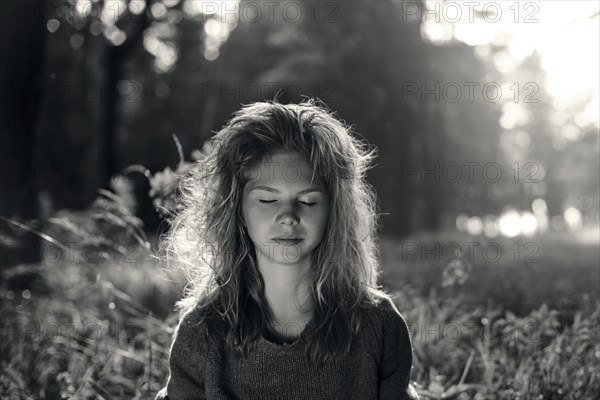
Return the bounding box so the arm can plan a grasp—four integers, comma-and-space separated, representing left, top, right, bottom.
278, 247, 304, 262
256, 244, 312, 265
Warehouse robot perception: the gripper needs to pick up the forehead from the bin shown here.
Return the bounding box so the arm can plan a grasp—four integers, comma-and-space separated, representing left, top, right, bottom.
246, 151, 322, 188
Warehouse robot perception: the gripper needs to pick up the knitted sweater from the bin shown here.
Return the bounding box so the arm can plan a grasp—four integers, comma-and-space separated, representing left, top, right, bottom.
155, 298, 417, 400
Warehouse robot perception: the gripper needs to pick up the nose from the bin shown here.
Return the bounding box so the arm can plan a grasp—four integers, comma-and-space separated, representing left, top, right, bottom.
277, 204, 299, 226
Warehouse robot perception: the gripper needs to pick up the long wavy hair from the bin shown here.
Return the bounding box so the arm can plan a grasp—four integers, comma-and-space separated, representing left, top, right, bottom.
161, 98, 395, 366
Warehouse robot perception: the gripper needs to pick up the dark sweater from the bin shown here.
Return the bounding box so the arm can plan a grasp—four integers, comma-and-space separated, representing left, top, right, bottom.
155, 298, 417, 400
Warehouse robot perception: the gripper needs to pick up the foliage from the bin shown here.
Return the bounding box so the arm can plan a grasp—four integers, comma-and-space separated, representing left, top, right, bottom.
1, 222, 598, 398
2, 1, 594, 397
32, 0, 599, 239
2, 135, 598, 397
146, 136, 212, 219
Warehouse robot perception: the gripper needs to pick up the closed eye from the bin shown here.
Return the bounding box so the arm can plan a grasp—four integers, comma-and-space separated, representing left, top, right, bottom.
259, 200, 276, 204
300, 201, 317, 207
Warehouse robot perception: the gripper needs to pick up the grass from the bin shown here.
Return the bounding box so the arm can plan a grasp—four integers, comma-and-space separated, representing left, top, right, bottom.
1, 226, 599, 399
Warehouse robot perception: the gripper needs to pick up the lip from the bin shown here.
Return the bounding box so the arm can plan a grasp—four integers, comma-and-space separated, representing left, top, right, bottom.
273, 238, 303, 245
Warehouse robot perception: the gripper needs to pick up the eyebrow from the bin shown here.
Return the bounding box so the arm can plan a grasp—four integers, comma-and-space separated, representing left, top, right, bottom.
249, 185, 324, 195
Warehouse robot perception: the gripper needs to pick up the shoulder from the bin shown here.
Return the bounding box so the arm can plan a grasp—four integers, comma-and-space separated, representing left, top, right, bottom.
360, 296, 413, 369
177, 303, 207, 334
379, 297, 411, 342
160, 303, 217, 399
360, 296, 410, 337
170, 302, 216, 355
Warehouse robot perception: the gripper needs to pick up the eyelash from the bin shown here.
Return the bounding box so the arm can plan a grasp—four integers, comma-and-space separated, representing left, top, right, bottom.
258, 200, 317, 207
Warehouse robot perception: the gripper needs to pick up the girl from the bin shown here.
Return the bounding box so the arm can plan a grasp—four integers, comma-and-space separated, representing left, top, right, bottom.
156, 99, 419, 400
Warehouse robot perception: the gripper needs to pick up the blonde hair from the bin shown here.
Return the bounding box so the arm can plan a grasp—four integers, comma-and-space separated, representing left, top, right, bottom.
161, 98, 394, 366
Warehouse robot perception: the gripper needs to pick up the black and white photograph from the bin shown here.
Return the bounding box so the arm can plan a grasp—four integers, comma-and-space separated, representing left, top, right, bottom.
1, 1, 599, 399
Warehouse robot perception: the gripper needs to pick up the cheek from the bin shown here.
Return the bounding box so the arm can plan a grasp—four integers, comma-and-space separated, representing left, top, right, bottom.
243, 203, 270, 234
307, 207, 329, 234
242, 199, 255, 232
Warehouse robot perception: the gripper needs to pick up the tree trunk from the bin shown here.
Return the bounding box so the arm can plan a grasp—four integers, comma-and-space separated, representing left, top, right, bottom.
99, 7, 150, 195
0, 0, 45, 267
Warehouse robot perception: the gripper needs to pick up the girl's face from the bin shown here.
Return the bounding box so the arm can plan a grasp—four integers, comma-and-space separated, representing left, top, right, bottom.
242, 151, 329, 267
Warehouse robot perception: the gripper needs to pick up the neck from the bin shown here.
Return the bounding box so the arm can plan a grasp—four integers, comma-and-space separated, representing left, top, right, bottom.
257, 256, 313, 324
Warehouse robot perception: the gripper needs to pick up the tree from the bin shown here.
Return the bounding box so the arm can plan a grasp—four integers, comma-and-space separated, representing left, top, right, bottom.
0, 0, 46, 267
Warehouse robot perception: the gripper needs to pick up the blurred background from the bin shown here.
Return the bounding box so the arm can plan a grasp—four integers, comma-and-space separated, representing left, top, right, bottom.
1, 1, 598, 398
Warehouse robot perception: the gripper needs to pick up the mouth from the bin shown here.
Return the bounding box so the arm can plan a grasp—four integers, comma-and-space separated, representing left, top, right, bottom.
273, 238, 303, 245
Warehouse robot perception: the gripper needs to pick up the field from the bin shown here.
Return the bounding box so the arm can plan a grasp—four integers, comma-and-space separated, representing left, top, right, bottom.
1, 223, 599, 399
